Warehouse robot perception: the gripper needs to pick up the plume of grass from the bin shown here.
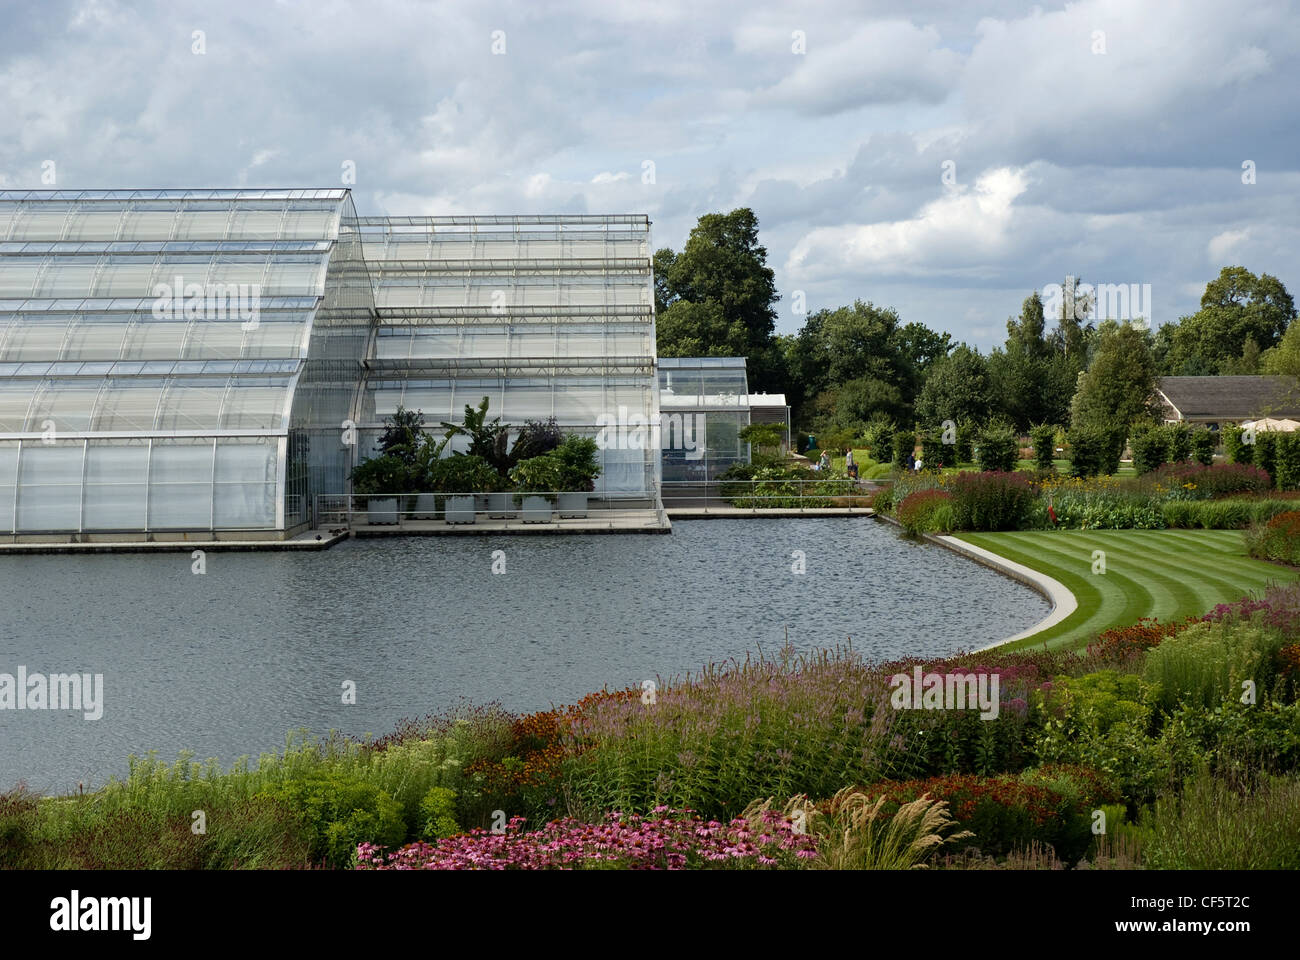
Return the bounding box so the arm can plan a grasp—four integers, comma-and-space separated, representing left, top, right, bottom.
804, 786, 973, 870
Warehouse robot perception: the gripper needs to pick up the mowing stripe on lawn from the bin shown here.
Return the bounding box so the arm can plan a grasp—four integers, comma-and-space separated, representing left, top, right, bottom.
950, 529, 1299, 652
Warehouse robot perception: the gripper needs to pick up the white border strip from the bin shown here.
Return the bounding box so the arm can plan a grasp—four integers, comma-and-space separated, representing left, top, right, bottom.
931, 534, 1078, 650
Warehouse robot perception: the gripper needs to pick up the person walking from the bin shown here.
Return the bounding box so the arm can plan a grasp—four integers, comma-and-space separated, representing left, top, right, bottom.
844, 449, 856, 479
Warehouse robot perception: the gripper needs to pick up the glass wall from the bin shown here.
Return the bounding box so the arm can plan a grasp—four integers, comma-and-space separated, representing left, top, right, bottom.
0, 189, 369, 536
356, 216, 659, 494
658, 357, 751, 481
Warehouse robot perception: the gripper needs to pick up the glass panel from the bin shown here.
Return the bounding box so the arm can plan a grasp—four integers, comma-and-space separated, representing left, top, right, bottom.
0, 321, 70, 361
15, 440, 84, 531
0, 382, 37, 431
0, 442, 16, 532
219, 383, 290, 429
154, 381, 227, 431
92, 380, 164, 431
82, 441, 149, 529
28, 379, 102, 432
148, 440, 213, 528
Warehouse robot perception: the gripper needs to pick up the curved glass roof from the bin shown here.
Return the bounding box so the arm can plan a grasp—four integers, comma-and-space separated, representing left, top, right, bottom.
0, 190, 364, 533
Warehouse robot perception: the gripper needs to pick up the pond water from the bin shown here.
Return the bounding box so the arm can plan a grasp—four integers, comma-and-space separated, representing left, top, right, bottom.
0, 517, 1048, 792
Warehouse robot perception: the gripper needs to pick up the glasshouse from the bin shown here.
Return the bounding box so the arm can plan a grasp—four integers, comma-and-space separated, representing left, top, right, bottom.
0, 191, 657, 540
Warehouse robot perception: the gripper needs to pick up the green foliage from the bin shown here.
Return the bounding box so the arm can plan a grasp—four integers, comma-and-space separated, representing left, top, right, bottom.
1245, 509, 1300, 564
976, 422, 1018, 473
378, 406, 429, 464
654, 208, 781, 390
507, 435, 602, 493
949, 471, 1038, 531
1166, 422, 1192, 462
1070, 321, 1157, 431
427, 454, 501, 494
1143, 618, 1291, 714
915, 343, 992, 426
739, 422, 786, 454
1224, 424, 1254, 465
1029, 424, 1057, 472
1191, 427, 1216, 466
1141, 771, 1300, 869
1255, 430, 1278, 485
1129, 425, 1169, 474
1161, 267, 1297, 375
896, 489, 953, 534
440, 396, 510, 476
861, 417, 895, 465
954, 420, 975, 464
419, 787, 461, 840
1275, 433, 1300, 490
892, 429, 916, 466
920, 430, 948, 470
350, 453, 419, 495
1067, 425, 1122, 477
256, 776, 406, 868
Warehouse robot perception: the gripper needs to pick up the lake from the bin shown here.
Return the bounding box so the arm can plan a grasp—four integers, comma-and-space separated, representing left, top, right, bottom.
0, 517, 1049, 792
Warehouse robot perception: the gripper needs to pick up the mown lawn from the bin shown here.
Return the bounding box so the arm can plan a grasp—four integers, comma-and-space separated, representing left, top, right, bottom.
954, 529, 1299, 652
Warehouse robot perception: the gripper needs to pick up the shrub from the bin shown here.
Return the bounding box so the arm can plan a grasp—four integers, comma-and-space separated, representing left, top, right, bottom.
256, 776, 406, 868
1245, 508, 1300, 565
1029, 424, 1057, 473
1166, 423, 1192, 463
1256, 430, 1278, 486
921, 430, 948, 471
429, 453, 502, 493
949, 471, 1038, 531
976, 423, 1018, 473
508, 417, 563, 465
1146, 461, 1272, 499
1067, 426, 1119, 477
1143, 617, 1292, 713
857, 773, 1098, 863
1087, 617, 1193, 666
351, 454, 419, 495
897, 489, 953, 534
419, 787, 461, 840
1277, 433, 1300, 491
1129, 426, 1169, 474
1224, 424, 1254, 465
862, 419, 894, 464
893, 429, 916, 467
954, 420, 975, 464
1191, 427, 1216, 466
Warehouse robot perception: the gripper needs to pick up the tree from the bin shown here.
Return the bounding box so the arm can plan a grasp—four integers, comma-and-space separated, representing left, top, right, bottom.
1261, 319, 1300, 376
654, 208, 782, 389
1161, 267, 1297, 375
1069, 321, 1158, 432
988, 293, 1063, 429
915, 344, 991, 426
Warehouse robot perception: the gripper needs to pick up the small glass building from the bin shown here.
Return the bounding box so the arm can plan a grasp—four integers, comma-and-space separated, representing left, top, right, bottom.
657, 357, 750, 481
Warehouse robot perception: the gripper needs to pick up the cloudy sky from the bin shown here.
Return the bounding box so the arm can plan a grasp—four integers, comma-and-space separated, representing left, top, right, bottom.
1, 0, 1296, 349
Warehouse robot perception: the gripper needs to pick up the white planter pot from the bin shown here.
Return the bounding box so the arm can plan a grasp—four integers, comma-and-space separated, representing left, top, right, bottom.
445, 495, 477, 524
487, 492, 516, 518
521, 495, 553, 523
558, 492, 589, 518
368, 497, 399, 525
412, 494, 439, 520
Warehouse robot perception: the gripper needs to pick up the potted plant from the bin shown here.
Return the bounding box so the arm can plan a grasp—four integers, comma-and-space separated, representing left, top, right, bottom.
508, 435, 602, 521
509, 455, 563, 523
349, 453, 414, 524
553, 435, 601, 518
428, 452, 501, 525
